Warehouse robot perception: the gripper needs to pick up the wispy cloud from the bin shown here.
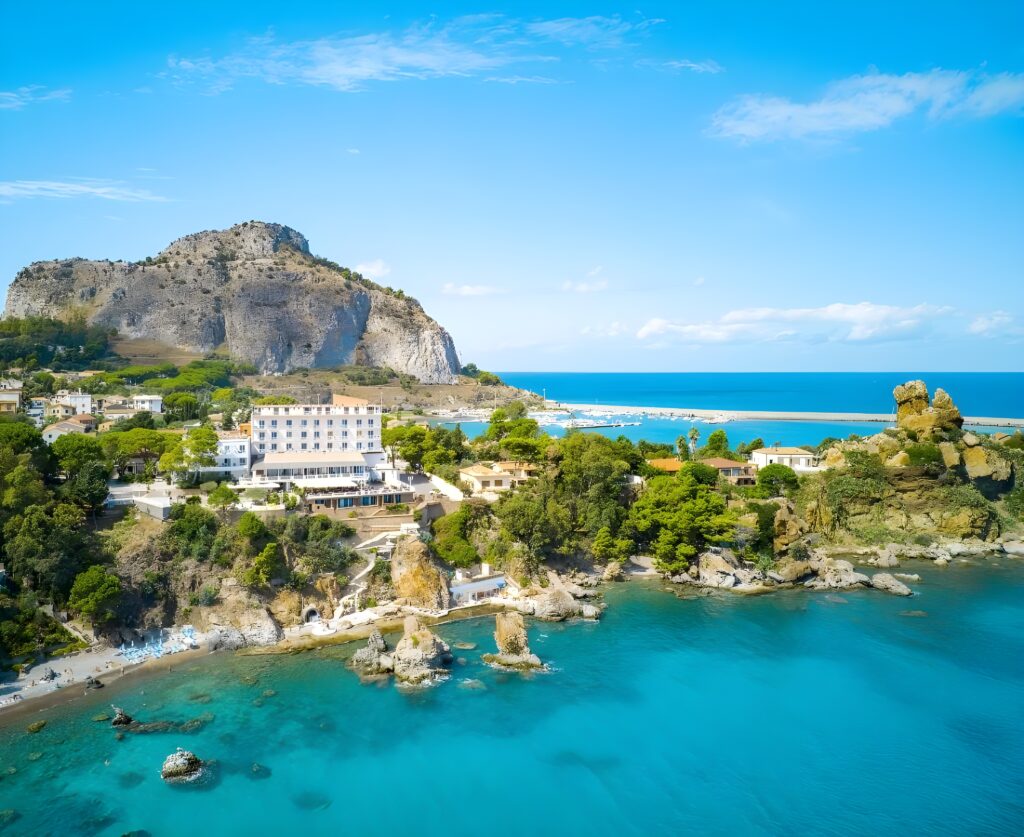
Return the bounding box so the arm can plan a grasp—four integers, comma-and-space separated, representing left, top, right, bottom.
0, 85, 71, 111
346, 147, 360, 155
562, 279, 608, 293
354, 258, 390, 279
442, 282, 503, 297
710, 68, 1024, 142
166, 15, 662, 93
0, 179, 169, 202
638, 302, 953, 344
968, 311, 1020, 338
581, 321, 626, 338
692, 276, 706, 287
639, 58, 723, 74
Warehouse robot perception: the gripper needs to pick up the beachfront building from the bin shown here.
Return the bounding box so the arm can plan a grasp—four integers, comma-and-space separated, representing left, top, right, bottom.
699, 457, 757, 486
196, 430, 252, 481
131, 394, 164, 414
750, 446, 820, 472
250, 394, 381, 455
450, 563, 518, 605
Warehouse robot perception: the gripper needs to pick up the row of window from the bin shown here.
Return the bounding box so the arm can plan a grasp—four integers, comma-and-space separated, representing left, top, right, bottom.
252, 406, 379, 416
256, 418, 373, 428
262, 442, 367, 452
256, 430, 373, 440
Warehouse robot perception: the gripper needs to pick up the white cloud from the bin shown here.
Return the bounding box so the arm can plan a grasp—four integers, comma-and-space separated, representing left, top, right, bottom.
354, 259, 390, 279
166, 15, 661, 93
442, 282, 503, 296
639, 58, 723, 74
968, 311, 1017, 336
692, 276, 706, 286
710, 68, 1024, 142
0, 85, 71, 110
638, 302, 953, 344
581, 321, 626, 338
346, 147, 360, 155
562, 279, 608, 293
0, 179, 169, 202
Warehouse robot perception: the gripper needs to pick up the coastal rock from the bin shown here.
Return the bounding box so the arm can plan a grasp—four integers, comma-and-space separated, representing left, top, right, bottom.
602, 561, 625, 582
894, 380, 963, 437
885, 451, 911, 468
768, 558, 812, 584
4, 222, 461, 381
961, 446, 1014, 498
390, 537, 451, 610
804, 558, 870, 591
350, 629, 392, 675
1002, 541, 1024, 557
938, 441, 961, 468
111, 706, 134, 727
483, 613, 543, 669
962, 432, 980, 447
697, 548, 741, 588
391, 616, 453, 684
160, 748, 204, 783
773, 502, 807, 553
894, 380, 930, 424
200, 579, 283, 650
871, 573, 913, 596
531, 589, 583, 621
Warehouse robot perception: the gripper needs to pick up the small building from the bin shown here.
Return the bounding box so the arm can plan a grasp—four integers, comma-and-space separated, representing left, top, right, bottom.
131, 394, 164, 414
43, 420, 89, 444
195, 430, 252, 480
103, 406, 140, 424
134, 495, 173, 521
69, 413, 98, 432
493, 461, 541, 480
458, 463, 530, 494
45, 401, 76, 421
0, 391, 21, 414
750, 446, 820, 472
449, 563, 517, 605
699, 457, 757, 486
52, 389, 93, 415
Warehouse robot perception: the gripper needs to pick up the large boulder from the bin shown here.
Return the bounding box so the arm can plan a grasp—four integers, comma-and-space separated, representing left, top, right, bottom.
391, 616, 453, 684
199, 580, 283, 650
390, 537, 451, 610
349, 628, 392, 676
773, 501, 807, 553
804, 558, 870, 590
483, 612, 543, 669
871, 573, 913, 596
894, 380, 964, 438
894, 380, 930, 424
160, 748, 205, 783
531, 589, 582, 621
961, 446, 1014, 498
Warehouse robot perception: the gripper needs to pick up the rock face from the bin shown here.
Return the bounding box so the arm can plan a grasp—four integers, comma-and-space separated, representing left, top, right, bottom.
5, 221, 461, 381
160, 748, 204, 783
773, 501, 807, 553
961, 445, 1014, 498
483, 612, 543, 669
894, 380, 964, 438
199, 579, 283, 650
390, 538, 451, 610
390, 616, 452, 684
349, 628, 391, 676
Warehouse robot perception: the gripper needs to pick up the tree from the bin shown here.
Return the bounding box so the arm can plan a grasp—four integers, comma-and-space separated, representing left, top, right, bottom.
252, 395, 297, 405
676, 435, 692, 460
243, 542, 286, 587
69, 565, 122, 623
687, 426, 700, 454
60, 460, 111, 523
115, 411, 156, 431
679, 461, 719, 487
159, 424, 218, 483
756, 464, 799, 497
51, 433, 107, 475
208, 482, 239, 519
164, 392, 200, 422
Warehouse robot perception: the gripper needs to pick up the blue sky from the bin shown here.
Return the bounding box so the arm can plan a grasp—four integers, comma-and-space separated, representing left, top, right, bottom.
2, 2, 1022, 372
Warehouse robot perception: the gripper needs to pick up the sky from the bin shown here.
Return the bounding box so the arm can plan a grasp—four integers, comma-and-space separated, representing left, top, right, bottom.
1, 2, 1022, 372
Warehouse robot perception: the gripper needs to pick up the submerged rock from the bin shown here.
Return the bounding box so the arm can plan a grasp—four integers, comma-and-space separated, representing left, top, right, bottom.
111, 706, 134, 727
249, 763, 272, 780
483, 612, 543, 670
26, 720, 46, 734
160, 748, 204, 784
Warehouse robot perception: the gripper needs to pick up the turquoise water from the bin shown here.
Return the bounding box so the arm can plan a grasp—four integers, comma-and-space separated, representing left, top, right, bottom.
2, 564, 1023, 835
499, 372, 1024, 417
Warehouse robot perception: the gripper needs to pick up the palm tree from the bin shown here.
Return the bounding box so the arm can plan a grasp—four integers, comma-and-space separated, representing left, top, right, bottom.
687, 426, 700, 455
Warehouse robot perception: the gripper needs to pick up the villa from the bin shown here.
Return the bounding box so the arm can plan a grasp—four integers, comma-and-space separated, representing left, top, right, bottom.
750, 446, 821, 472
131, 394, 164, 414
0, 391, 21, 415
42, 419, 89, 444
250, 393, 381, 455
458, 463, 531, 495
195, 430, 252, 481
699, 457, 758, 486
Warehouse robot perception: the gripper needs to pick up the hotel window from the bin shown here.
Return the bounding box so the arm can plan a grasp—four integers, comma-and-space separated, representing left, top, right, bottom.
270, 443, 278, 451
286, 419, 292, 427
301, 443, 307, 450
270, 419, 278, 428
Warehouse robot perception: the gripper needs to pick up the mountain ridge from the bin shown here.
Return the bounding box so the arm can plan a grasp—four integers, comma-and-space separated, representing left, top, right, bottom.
4, 221, 461, 382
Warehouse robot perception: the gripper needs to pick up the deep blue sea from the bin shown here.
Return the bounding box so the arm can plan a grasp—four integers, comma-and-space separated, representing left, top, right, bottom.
464, 373, 1024, 449
2, 566, 1023, 835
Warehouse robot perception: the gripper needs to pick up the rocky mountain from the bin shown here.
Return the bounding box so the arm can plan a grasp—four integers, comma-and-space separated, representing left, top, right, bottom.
4, 221, 461, 381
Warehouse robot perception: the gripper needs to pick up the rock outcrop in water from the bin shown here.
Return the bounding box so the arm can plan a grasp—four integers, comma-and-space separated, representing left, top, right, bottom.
482, 612, 543, 669
391, 616, 453, 684
160, 748, 204, 783
5, 221, 461, 381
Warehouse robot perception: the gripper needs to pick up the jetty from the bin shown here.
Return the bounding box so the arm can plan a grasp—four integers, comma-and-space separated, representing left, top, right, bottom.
550, 402, 1024, 428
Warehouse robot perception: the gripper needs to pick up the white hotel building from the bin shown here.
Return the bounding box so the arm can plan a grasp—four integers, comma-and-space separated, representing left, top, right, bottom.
250, 394, 381, 455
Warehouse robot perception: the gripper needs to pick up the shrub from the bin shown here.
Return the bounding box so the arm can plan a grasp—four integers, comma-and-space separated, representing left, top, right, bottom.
756, 464, 799, 496
905, 443, 943, 467
1003, 486, 1024, 520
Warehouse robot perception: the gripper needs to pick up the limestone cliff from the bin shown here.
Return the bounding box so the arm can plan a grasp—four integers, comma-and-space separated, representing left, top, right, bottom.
390, 537, 452, 610
5, 221, 461, 382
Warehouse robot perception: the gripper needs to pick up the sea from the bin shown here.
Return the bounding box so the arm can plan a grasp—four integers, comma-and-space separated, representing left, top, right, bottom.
2, 564, 1023, 835
442, 372, 1024, 448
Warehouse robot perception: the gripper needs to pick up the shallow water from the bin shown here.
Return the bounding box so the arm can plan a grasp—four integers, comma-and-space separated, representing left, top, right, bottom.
2, 563, 1023, 836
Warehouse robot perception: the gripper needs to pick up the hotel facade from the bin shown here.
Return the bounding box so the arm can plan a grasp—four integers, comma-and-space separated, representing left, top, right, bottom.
250, 394, 381, 455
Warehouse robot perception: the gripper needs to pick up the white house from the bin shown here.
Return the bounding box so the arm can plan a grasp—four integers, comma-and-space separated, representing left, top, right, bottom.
749, 446, 820, 472
249, 394, 381, 455
43, 420, 88, 445
131, 394, 164, 414
449, 563, 518, 605
53, 389, 93, 415
196, 430, 252, 480
457, 462, 532, 495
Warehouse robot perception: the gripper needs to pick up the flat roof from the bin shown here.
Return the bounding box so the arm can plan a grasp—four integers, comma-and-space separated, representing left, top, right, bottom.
752, 447, 815, 456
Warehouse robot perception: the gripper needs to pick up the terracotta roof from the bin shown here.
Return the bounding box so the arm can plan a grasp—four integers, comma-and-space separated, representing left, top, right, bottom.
459, 464, 502, 478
